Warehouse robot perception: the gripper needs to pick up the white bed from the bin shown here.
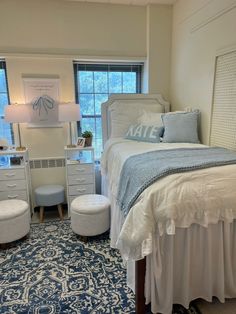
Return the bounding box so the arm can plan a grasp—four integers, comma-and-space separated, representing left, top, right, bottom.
101, 94, 236, 314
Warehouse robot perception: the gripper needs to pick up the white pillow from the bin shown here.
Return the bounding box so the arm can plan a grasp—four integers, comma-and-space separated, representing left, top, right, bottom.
137, 110, 163, 126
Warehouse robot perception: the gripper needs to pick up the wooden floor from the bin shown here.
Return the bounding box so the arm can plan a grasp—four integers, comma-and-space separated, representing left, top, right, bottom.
194, 298, 236, 314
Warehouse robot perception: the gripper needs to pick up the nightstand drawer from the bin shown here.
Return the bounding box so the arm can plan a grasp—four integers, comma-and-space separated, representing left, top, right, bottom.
0, 168, 25, 181
68, 174, 94, 186
68, 184, 94, 196
0, 180, 26, 192
67, 164, 94, 175
0, 190, 28, 201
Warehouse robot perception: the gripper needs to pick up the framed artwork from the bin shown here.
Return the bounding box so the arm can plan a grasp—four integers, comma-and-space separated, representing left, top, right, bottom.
77, 137, 85, 148
23, 78, 60, 128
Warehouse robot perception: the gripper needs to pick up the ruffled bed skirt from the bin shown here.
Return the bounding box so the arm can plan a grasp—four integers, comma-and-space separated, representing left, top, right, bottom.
145, 221, 236, 314
102, 176, 236, 314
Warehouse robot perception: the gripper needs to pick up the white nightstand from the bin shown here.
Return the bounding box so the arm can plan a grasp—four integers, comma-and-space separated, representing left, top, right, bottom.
64, 146, 95, 215
0, 148, 31, 210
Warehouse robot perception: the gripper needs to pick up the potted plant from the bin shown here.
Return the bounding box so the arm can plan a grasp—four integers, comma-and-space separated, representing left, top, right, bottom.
82, 130, 93, 147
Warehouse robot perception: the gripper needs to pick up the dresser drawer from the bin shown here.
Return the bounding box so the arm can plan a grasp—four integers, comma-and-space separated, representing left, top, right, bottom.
0, 180, 26, 192
0, 190, 28, 201
67, 164, 94, 176
0, 168, 25, 181
68, 184, 94, 196
68, 174, 94, 186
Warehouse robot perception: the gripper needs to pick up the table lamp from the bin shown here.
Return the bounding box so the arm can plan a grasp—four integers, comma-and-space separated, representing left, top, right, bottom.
58, 103, 81, 148
4, 104, 30, 151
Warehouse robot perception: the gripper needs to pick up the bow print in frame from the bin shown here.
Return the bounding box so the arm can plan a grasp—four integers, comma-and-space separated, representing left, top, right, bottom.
23, 78, 60, 128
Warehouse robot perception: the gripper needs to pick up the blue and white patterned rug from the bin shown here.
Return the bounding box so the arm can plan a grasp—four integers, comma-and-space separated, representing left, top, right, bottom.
0, 221, 199, 314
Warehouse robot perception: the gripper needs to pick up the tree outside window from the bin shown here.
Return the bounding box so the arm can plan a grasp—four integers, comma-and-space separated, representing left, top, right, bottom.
0, 61, 13, 145
74, 63, 142, 160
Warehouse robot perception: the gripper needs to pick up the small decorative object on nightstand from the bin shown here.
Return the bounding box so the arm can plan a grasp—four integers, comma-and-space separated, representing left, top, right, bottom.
65, 146, 95, 215
82, 130, 93, 147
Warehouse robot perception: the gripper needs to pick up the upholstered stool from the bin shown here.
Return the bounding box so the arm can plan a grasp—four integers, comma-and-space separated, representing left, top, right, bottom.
0, 199, 30, 244
71, 194, 110, 238
34, 185, 64, 222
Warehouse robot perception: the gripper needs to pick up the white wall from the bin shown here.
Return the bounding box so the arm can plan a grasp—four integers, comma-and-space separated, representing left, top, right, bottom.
170, 0, 236, 144
6, 57, 74, 158
5, 57, 74, 199
0, 0, 146, 57
0, 0, 172, 198
146, 4, 172, 99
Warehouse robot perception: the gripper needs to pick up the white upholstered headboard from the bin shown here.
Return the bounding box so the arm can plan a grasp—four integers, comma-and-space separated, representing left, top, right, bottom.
101, 93, 170, 145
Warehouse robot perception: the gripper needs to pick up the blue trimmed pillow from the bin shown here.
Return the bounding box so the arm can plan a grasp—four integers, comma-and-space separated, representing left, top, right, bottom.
162, 111, 200, 143
125, 124, 164, 143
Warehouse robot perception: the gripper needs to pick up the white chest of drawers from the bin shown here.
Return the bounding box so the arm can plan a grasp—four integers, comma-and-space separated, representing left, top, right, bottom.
0, 149, 31, 208
65, 147, 95, 215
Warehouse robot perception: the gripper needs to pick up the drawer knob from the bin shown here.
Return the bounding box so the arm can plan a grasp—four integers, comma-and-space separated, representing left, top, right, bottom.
76, 178, 85, 182
76, 188, 86, 192
8, 195, 18, 199
76, 168, 85, 172
6, 173, 16, 177
7, 184, 17, 188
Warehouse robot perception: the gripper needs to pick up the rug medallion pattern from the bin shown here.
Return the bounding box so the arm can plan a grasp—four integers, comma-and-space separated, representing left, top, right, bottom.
0, 221, 199, 314
0, 221, 134, 313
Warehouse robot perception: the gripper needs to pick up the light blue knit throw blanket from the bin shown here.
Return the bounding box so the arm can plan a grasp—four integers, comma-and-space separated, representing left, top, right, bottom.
117, 147, 236, 217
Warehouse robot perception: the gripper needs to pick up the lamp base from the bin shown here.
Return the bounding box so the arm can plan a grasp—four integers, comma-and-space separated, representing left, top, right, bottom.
66, 144, 77, 148
16, 146, 26, 151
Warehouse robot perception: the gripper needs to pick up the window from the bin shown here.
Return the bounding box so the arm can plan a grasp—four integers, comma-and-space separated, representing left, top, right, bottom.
0, 60, 13, 144
74, 62, 142, 159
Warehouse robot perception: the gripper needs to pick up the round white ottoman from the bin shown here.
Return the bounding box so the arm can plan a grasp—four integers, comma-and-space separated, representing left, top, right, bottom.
71, 194, 110, 237
0, 200, 30, 244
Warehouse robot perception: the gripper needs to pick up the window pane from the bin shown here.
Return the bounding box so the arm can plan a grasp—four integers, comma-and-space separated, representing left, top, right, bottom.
81, 117, 95, 134
94, 138, 103, 160
75, 63, 142, 159
0, 63, 12, 145
81, 117, 102, 159
0, 93, 8, 116
0, 70, 7, 92
79, 94, 94, 115
94, 72, 108, 93
109, 72, 122, 93
0, 118, 13, 145
95, 117, 102, 140
123, 72, 136, 93
78, 71, 93, 93
95, 94, 108, 115
94, 118, 102, 159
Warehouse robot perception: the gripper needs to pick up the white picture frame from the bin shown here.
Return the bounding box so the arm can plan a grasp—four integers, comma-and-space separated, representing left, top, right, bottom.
23, 78, 61, 128
77, 137, 85, 148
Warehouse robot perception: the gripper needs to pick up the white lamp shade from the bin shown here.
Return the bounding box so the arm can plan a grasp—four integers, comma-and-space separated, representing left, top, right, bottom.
58, 103, 81, 122
4, 104, 30, 123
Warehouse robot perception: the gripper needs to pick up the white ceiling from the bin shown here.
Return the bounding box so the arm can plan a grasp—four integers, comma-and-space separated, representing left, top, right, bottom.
65, 0, 176, 6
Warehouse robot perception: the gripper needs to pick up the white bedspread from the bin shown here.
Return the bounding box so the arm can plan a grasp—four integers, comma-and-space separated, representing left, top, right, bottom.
101, 138, 236, 261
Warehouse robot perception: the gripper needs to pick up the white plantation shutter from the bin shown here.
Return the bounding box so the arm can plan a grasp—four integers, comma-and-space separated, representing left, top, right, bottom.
210, 51, 236, 150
